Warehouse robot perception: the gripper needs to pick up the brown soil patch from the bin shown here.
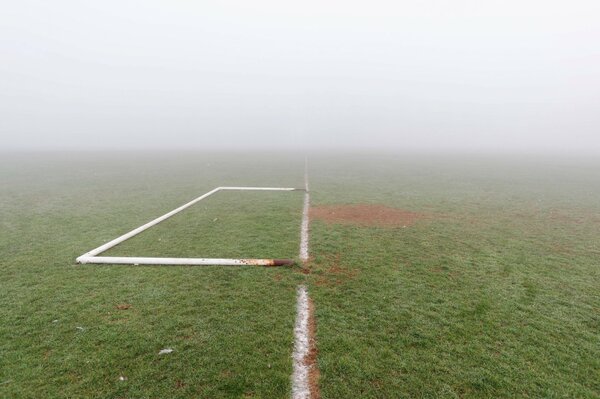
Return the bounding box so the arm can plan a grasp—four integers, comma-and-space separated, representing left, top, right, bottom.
327, 264, 358, 277
311, 204, 424, 227
547, 209, 600, 224
311, 254, 358, 287
306, 297, 320, 399
115, 304, 132, 310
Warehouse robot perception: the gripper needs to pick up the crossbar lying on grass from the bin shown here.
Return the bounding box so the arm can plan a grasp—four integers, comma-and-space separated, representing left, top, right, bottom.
76, 186, 303, 266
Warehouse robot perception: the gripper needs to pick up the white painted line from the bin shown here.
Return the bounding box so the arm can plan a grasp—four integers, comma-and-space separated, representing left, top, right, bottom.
299, 194, 310, 262
292, 285, 310, 399
76, 186, 301, 266
292, 157, 314, 399
299, 158, 310, 262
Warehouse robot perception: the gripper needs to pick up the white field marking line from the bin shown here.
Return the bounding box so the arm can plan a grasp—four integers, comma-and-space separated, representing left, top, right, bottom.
292, 285, 310, 399
292, 157, 313, 399
299, 157, 310, 262
76, 186, 301, 266
299, 192, 310, 262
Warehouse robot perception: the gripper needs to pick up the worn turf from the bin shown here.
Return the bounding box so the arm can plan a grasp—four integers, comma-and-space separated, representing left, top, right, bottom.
1, 152, 599, 398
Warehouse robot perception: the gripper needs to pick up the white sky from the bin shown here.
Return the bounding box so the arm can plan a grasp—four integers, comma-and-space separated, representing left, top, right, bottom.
1, 0, 599, 151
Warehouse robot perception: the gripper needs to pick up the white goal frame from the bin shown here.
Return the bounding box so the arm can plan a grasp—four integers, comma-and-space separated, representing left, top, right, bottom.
76, 186, 304, 266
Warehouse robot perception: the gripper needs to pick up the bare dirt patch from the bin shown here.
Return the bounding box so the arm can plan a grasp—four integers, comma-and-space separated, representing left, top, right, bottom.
547, 209, 600, 224
306, 297, 320, 399
315, 254, 359, 287
311, 204, 424, 228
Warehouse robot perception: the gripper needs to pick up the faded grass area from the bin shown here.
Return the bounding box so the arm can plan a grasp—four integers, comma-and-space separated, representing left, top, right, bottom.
310, 204, 426, 228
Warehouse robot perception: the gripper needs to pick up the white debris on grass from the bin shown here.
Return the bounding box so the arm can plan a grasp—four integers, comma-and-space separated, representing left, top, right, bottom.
158, 348, 174, 355
119, 376, 127, 381
76, 326, 85, 331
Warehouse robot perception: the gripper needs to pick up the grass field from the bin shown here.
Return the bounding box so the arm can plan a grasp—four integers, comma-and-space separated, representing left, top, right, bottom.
1, 152, 599, 398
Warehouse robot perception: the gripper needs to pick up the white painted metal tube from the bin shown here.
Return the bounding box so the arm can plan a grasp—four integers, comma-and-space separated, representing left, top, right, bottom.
219, 186, 300, 191
77, 187, 222, 260
77, 256, 293, 266
76, 186, 303, 265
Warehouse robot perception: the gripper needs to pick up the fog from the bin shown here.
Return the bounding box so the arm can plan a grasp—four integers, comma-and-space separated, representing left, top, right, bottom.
1, 1, 599, 152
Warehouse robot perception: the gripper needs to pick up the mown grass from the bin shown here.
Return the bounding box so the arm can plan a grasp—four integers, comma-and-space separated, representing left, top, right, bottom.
308, 154, 600, 398
104, 190, 304, 259
1, 152, 599, 398
0, 153, 306, 398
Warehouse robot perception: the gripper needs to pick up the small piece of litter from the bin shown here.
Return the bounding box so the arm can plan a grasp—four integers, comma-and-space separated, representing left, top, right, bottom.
119, 376, 127, 381
213, 218, 218, 222
52, 320, 58, 323
76, 326, 85, 331
159, 348, 174, 355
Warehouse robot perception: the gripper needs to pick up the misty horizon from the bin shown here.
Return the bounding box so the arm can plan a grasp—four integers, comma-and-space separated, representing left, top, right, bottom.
1, 1, 599, 153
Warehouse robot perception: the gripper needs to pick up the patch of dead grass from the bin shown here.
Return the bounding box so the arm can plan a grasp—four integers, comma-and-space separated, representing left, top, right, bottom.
311, 204, 425, 228
306, 297, 320, 399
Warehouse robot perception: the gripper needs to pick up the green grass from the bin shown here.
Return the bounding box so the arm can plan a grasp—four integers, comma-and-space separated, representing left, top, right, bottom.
308, 154, 600, 398
1, 152, 599, 398
104, 190, 304, 259
0, 153, 306, 398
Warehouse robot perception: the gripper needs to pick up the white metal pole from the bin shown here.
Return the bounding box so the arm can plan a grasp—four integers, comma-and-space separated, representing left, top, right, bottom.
77, 256, 293, 266
76, 186, 302, 265
77, 187, 222, 260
